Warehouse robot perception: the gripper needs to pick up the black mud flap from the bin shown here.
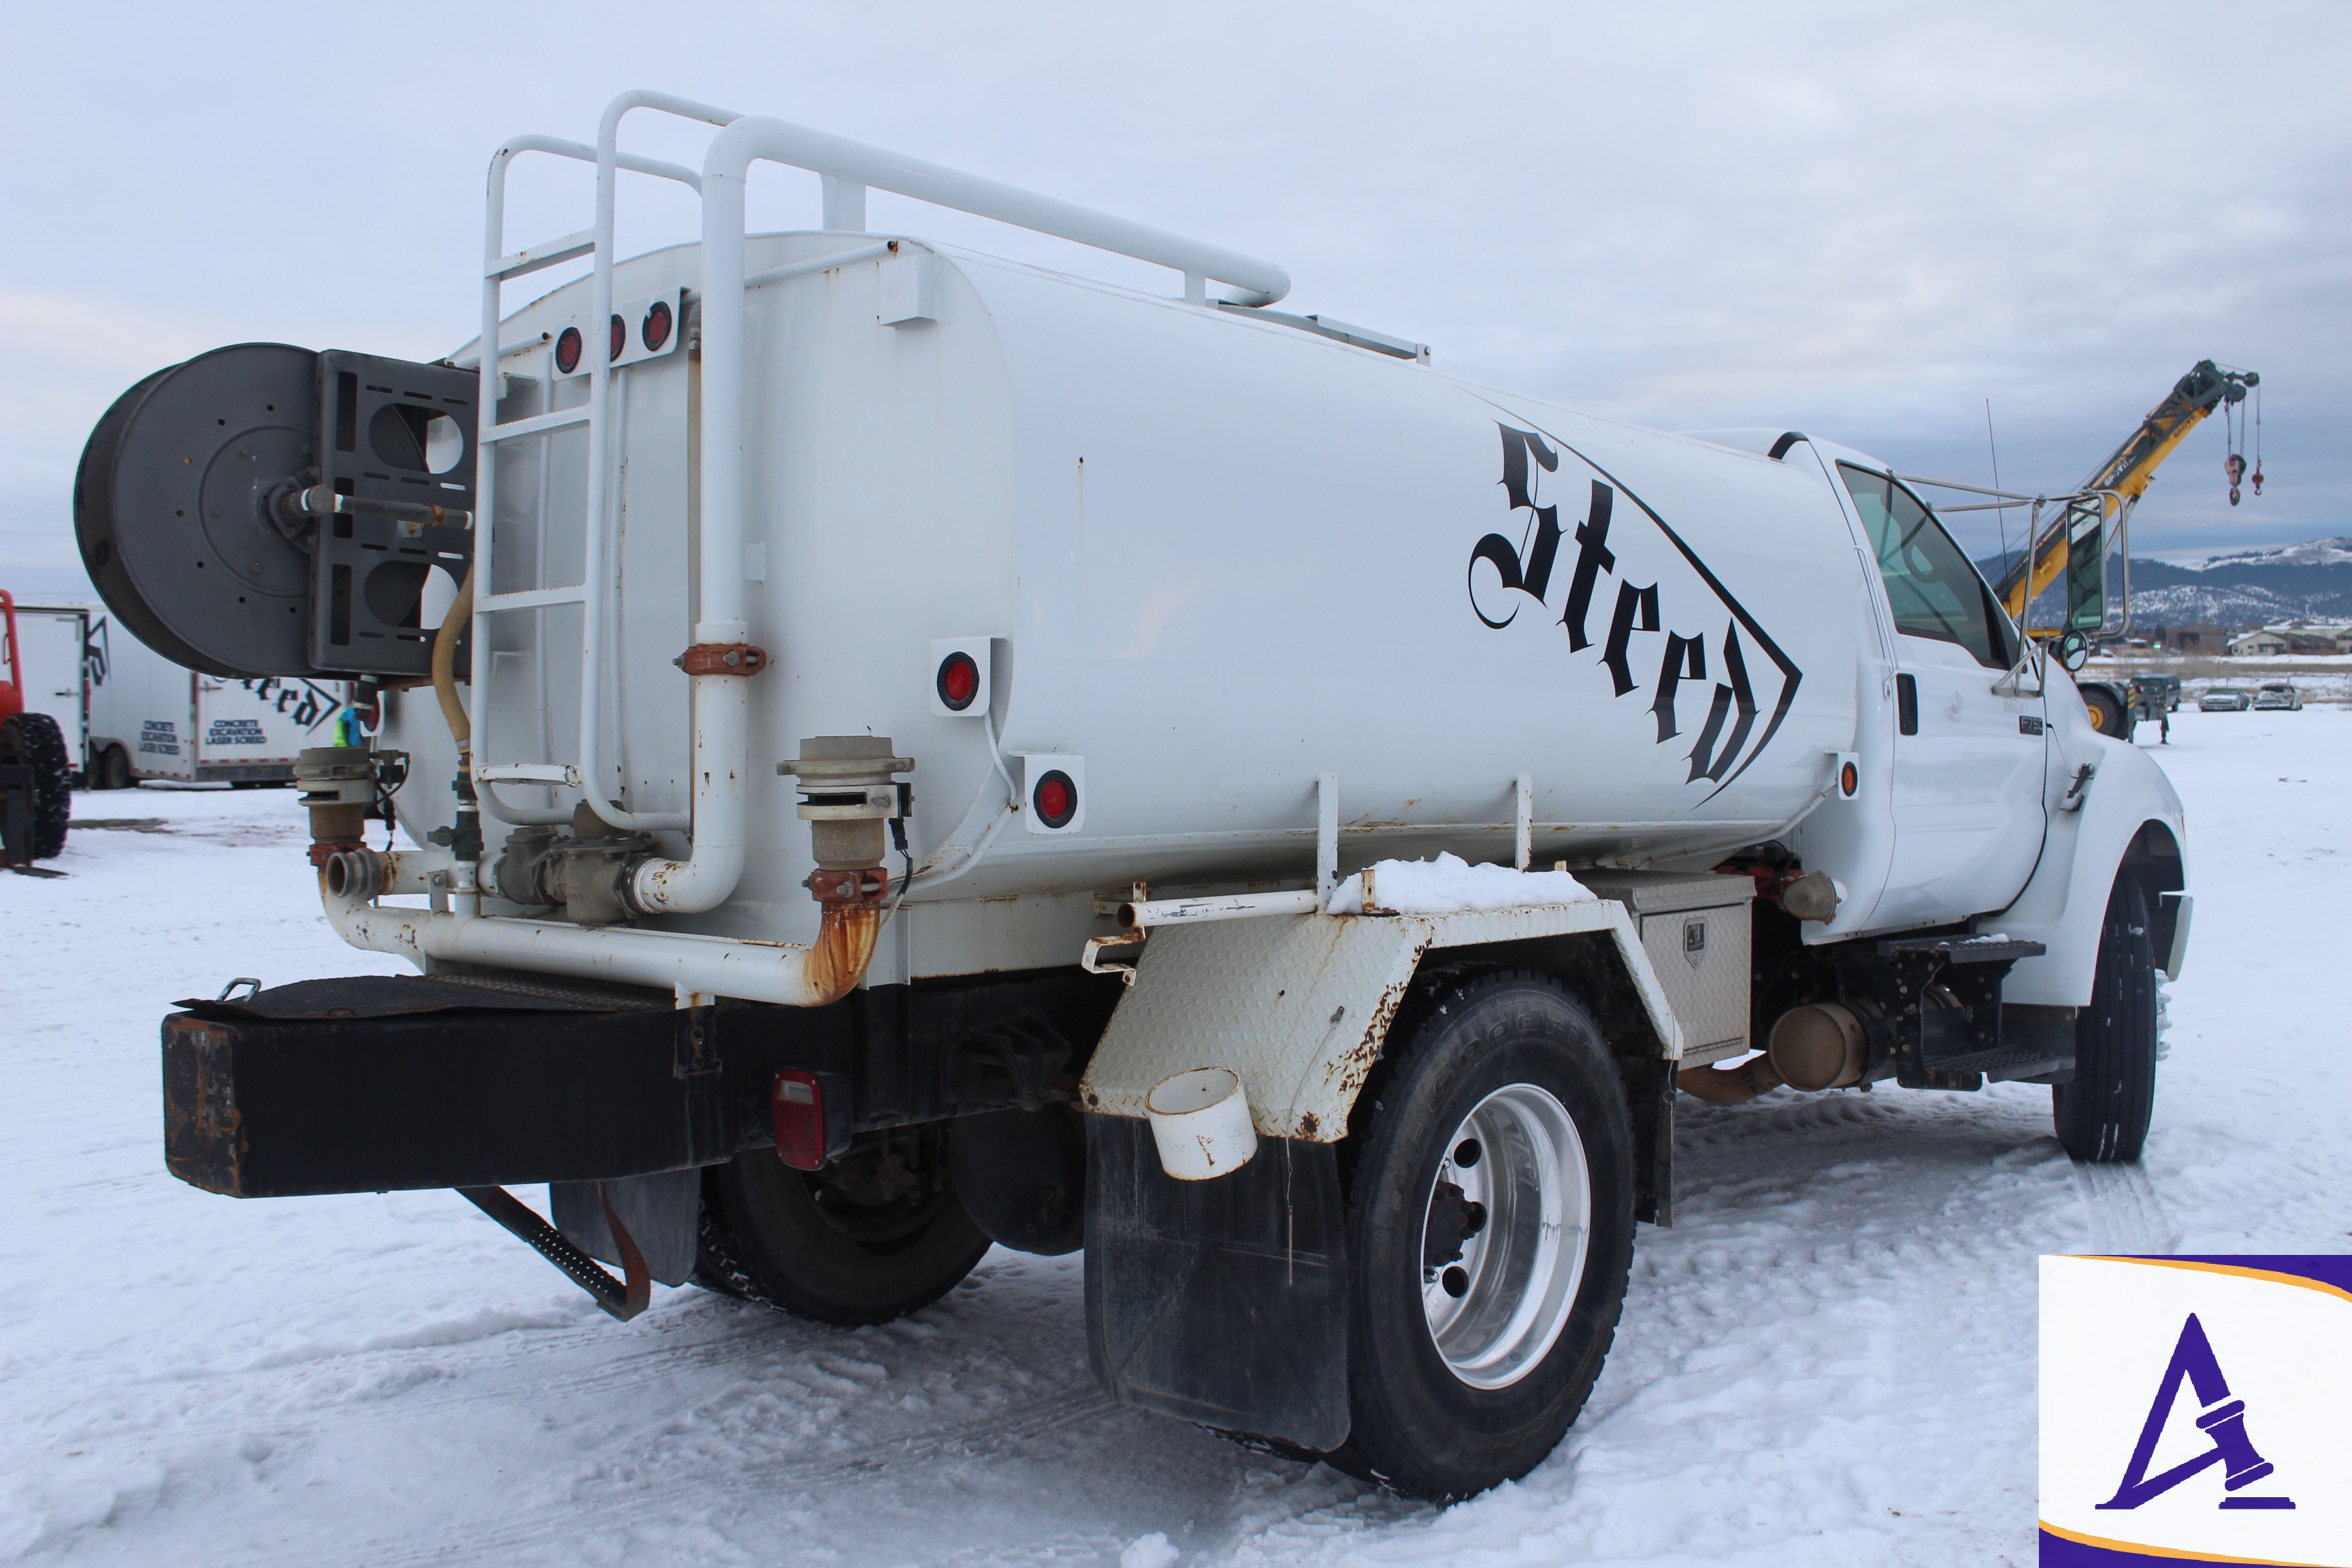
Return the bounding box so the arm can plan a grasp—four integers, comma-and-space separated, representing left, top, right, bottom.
1083, 1115, 1351, 1453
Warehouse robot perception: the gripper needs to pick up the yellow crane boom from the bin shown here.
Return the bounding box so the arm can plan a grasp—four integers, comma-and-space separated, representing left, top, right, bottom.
1992, 360, 2257, 622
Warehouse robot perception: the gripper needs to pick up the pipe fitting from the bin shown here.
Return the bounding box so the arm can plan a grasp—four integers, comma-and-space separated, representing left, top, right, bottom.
780, 736, 912, 872
294, 746, 375, 851
322, 847, 393, 901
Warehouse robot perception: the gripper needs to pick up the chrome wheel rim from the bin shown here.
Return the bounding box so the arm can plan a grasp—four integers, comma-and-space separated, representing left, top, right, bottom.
1418, 1083, 1590, 1390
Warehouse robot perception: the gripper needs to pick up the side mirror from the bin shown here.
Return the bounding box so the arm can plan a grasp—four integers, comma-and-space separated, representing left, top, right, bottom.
2064, 497, 2107, 634
2056, 629, 2091, 672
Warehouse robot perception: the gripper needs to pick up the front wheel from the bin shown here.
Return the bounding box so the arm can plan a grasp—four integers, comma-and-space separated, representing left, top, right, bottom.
2053, 877, 2159, 1162
1326, 972, 1637, 1501
98, 745, 133, 791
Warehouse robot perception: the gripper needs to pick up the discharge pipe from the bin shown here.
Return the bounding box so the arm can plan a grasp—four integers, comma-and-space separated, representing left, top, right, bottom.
320, 865, 880, 1009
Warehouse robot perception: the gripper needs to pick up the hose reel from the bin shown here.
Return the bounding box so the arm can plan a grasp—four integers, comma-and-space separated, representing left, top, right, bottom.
74, 343, 477, 678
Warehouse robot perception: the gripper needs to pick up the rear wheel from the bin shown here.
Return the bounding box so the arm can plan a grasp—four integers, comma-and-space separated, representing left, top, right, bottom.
0, 713, 72, 860
1324, 971, 1636, 1501
695, 1127, 992, 1325
98, 745, 132, 791
2054, 877, 2159, 1162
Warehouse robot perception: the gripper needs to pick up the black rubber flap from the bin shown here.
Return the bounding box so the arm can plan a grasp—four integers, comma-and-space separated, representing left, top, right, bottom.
1083, 1115, 1352, 1452
176, 973, 670, 1022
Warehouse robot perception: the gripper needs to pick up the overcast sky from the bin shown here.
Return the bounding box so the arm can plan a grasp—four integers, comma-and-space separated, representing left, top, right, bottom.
3, 1, 2345, 601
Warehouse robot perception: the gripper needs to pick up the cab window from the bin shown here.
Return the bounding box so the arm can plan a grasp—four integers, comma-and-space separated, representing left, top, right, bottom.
1838, 463, 2014, 669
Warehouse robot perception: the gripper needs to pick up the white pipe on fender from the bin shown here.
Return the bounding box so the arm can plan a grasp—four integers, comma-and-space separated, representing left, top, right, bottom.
1117, 889, 1322, 929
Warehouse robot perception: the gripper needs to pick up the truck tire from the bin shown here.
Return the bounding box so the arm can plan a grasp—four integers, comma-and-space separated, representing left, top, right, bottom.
98, 745, 133, 791
0, 713, 73, 860
693, 1133, 993, 1326
2082, 685, 2132, 741
2053, 877, 2158, 1162
1323, 971, 1636, 1501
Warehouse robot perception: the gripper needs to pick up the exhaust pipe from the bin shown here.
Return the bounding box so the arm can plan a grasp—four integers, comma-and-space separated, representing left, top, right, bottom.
1676, 1000, 1878, 1104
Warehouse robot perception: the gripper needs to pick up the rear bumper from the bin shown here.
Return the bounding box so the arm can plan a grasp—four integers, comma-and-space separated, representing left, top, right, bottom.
163, 977, 819, 1197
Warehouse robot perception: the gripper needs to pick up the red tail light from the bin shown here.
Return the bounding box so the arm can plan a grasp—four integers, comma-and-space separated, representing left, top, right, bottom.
642, 299, 672, 353
1032, 769, 1077, 829
936, 650, 979, 710
773, 1069, 828, 1171
553, 326, 583, 375
608, 314, 626, 361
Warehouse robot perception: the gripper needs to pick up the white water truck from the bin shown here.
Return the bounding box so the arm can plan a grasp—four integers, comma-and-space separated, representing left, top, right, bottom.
76, 92, 2187, 1500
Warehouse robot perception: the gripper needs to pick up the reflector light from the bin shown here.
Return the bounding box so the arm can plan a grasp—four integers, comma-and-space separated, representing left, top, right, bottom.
1841, 761, 1859, 797
936, 651, 979, 710
642, 299, 673, 353
608, 314, 626, 361
772, 1069, 828, 1171
553, 326, 583, 375
1032, 769, 1077, 830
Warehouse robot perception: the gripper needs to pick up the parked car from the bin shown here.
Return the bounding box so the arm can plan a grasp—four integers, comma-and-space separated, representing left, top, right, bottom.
2199, 687, 2253, 712
2253, 683, 2304, 711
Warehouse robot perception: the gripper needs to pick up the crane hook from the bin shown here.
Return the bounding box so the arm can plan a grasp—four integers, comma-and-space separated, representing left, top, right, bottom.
2225, 452, 2246, 506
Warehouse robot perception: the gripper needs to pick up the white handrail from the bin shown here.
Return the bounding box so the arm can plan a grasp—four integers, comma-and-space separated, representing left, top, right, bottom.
699, 115, 1289, 307
577, 93, 740, 840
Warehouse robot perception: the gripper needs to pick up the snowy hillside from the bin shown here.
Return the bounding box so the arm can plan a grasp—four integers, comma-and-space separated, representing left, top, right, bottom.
1976, 536, 2352, 626
5, 717, 2350, 1566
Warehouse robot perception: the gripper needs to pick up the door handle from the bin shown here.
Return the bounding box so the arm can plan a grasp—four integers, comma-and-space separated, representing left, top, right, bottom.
1896, 673, 1918, 735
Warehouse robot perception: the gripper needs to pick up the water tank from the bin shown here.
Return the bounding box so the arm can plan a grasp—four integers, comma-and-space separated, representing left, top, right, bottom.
390, 232, 1865, 968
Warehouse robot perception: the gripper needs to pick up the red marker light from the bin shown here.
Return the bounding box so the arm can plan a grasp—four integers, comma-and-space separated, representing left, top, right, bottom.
553, 326, 583, 375
772, 1070, 828, 1171
608, 314, 626, 361
936, 651, 979, 710
642, 299, 672, 353
1032, 769, 1077, 829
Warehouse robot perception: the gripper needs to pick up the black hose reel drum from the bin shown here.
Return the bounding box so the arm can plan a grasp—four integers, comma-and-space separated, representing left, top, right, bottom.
74, 344, 477, 679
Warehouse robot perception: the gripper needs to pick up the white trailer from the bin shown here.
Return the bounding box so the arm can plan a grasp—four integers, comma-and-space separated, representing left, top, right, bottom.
81, 91, 2187, 1503
5, 600, 91, 782
84, 614, 350, 788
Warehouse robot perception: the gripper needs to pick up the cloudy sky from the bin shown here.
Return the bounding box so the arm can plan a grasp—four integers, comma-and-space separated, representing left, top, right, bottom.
3, 1, 2344, 600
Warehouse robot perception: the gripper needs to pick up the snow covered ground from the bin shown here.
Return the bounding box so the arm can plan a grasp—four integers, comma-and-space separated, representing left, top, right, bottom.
4, 711, 2347, 1567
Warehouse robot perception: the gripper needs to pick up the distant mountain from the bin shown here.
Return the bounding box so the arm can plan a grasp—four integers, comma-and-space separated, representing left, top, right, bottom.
1972, 537, 2352, 627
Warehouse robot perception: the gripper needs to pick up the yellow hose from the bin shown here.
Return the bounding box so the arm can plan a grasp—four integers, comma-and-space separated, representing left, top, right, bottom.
430, 563, 475, 751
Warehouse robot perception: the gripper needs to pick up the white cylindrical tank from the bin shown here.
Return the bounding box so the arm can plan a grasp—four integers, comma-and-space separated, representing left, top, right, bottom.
391, 232, 1865, 974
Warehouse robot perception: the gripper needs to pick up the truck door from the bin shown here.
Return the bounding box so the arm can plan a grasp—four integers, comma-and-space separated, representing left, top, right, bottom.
1835, 464, 2047, 926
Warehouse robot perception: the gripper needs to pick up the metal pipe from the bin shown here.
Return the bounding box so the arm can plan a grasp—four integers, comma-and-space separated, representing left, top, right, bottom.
700, 115, 1288, 307
1676, 1054, 1786, 1105
322, 877, 878, 1009
744, 240, 896, 291
281, 486, 472, 532
1117, 889, 1321, 929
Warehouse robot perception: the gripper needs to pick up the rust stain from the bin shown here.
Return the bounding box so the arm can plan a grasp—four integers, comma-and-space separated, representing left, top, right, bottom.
799, 903, 881, 1006
162, 1017, 244, 1195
